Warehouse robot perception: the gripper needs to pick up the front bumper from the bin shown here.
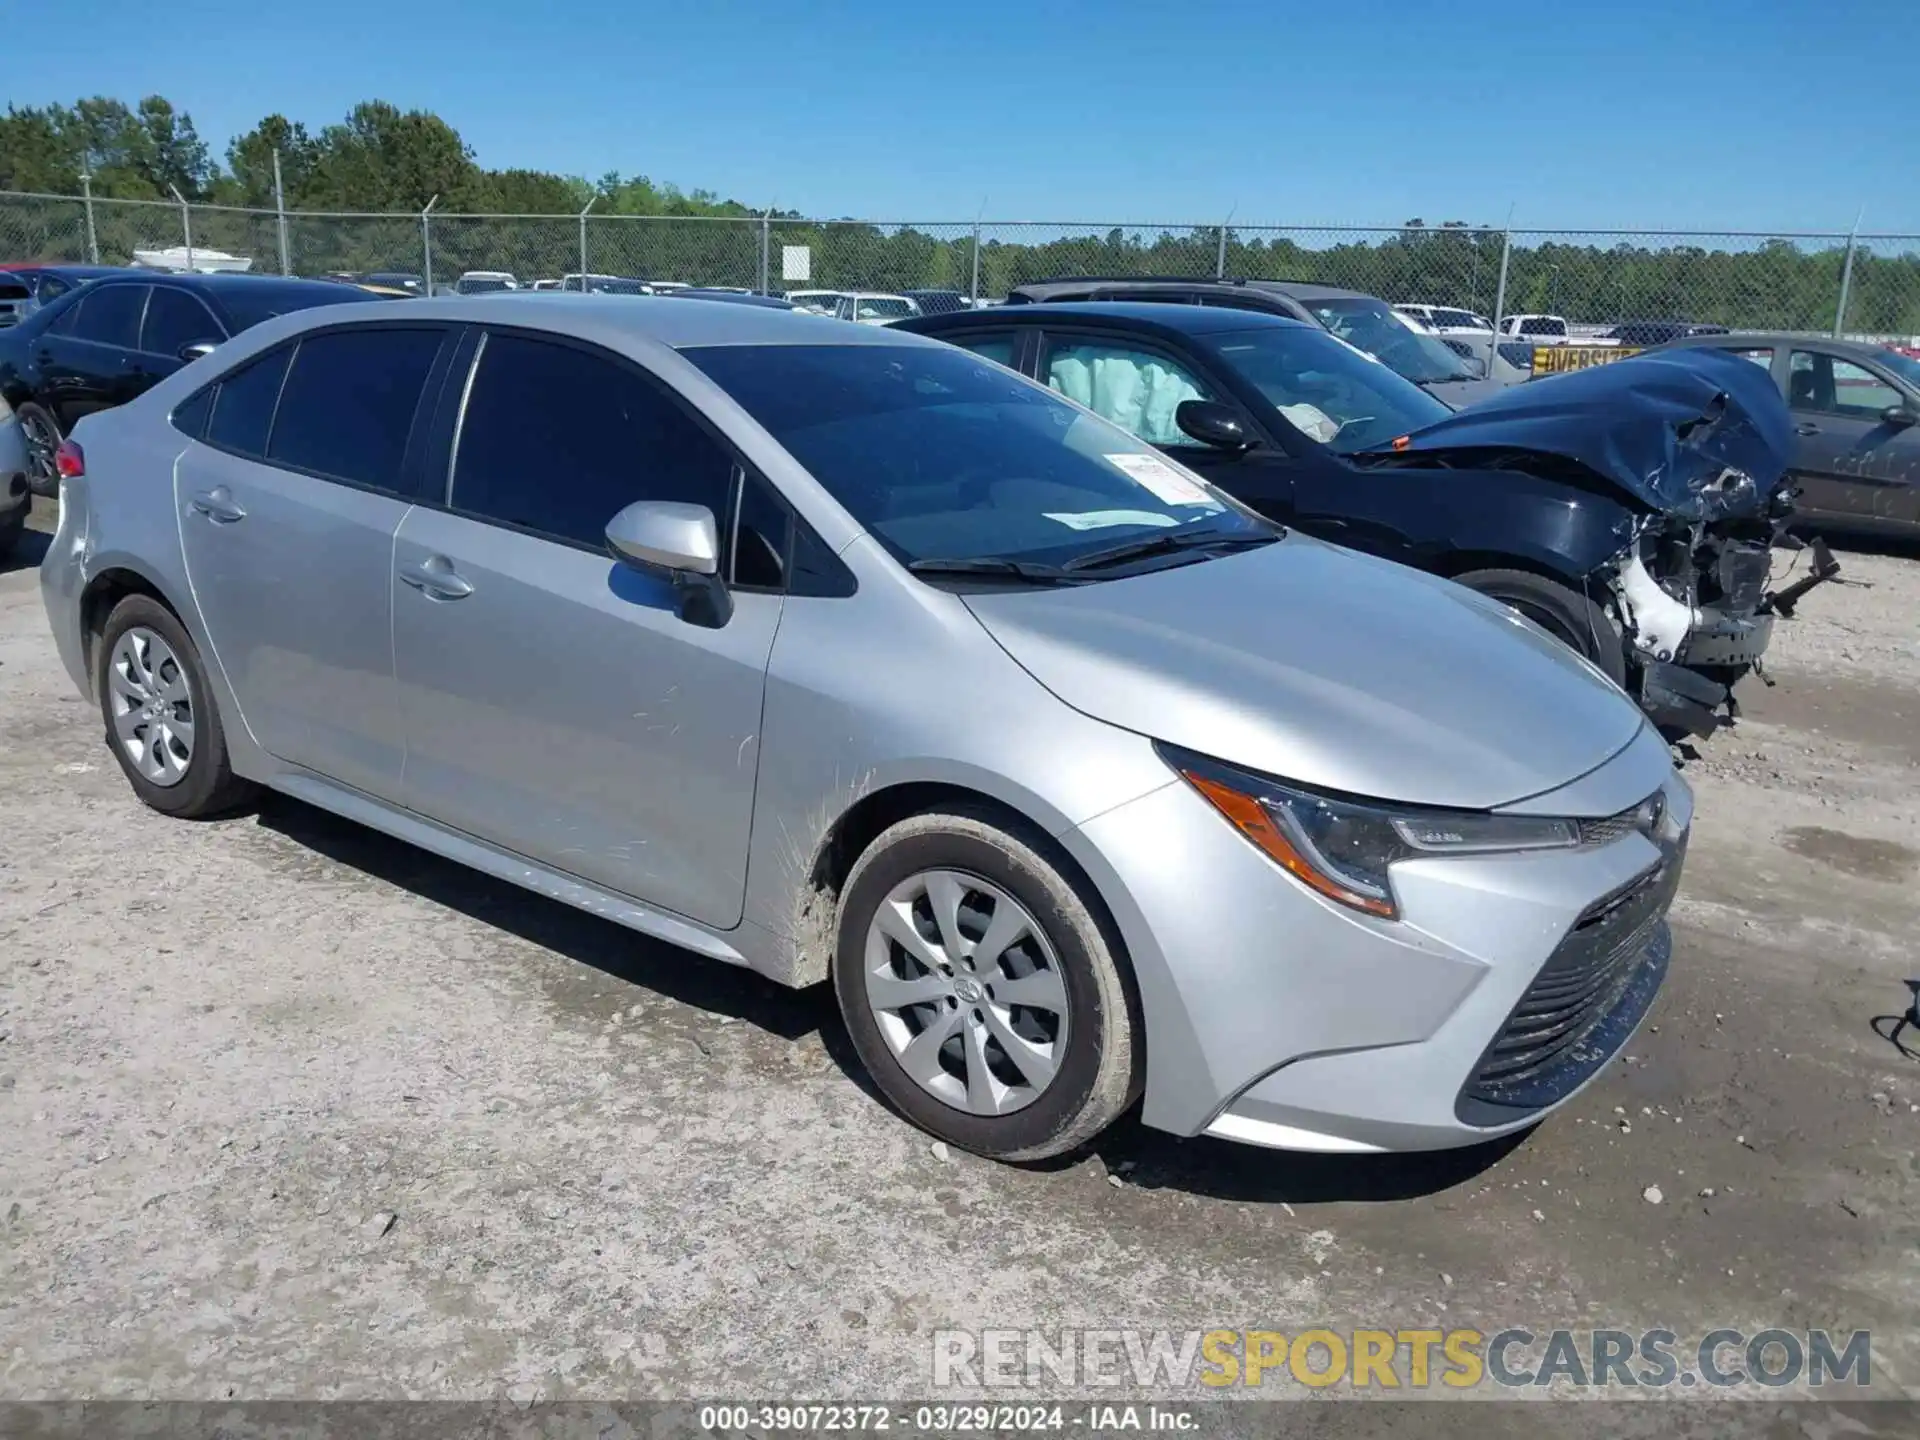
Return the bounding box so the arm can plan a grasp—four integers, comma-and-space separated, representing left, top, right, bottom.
1063, 723, 1689, 1152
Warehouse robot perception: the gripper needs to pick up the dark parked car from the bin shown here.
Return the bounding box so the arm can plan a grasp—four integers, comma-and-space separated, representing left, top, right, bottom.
903, 288, 971, 315
1603, 320, 1729, 347
899, 302, 1834, 736
1005, 277, 1503, 408
0, 272, 384, 493
1653, 332, 1920, 538
0, 263, 132, 323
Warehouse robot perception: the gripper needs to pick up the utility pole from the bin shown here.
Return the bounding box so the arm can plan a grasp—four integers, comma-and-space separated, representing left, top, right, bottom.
579, 195, 597, 286
421, 195, 439, 294
970, 197, 986, 306
1488, 205, 1515, 373
272, 148, 290, 275
169, 185, 193, 272
1833, 205, 1864, 339
78, 173, 99, 264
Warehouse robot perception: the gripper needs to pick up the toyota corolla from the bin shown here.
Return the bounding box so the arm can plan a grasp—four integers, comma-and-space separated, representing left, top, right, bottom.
40, 296, 1690, 1161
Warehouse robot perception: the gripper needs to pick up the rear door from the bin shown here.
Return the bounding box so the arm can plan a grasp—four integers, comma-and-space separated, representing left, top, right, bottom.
133, 285, 226, 398
176, 323, 453, 797
390, 328, 783, 927
1784, 348, 1920, 529
38, 282, 150, 429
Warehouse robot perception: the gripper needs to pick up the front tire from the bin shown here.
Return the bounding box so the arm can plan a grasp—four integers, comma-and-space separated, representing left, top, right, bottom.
96, 594, 255, 818
1453, 567, 1628, 688
16, 402, 62, 498
834, 808, 1141, 1161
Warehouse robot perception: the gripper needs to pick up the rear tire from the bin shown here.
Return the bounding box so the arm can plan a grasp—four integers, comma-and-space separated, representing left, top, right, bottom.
16, 402, 61, 498
95, 594, 255, 819
1453, 567, 1628, 688
833, 808, 1141, 1161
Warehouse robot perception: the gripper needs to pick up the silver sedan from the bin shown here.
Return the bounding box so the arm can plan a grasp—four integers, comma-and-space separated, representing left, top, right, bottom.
39, 295, 1689, 1161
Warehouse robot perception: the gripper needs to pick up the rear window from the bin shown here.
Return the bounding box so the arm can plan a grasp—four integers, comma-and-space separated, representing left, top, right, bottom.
219, 283, 370, 333
206, 346, 293, 457
266, 327, 443, 492
71, 284, 147, 348
1518, 317, 1567, 337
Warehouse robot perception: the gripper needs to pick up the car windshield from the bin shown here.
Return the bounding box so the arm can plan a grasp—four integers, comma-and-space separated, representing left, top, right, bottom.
684, 343, 1267, 569
1303, 297, 1477, 384
1202, 325, 1452, 454
1876, 349, 1920, 390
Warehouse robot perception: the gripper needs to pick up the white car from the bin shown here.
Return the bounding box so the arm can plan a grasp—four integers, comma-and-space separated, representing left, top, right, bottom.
833, 292, 923, 326
786, 289, 846, 316
456, 271, 519, 295
1395, 303, 1494, 337
1499, 313, 1570, 345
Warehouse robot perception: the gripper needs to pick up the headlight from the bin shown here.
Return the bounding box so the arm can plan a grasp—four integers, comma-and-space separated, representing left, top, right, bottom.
1163, 745, 1582, 919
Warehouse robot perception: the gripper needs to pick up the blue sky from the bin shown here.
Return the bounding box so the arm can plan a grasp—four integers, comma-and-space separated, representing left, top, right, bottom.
18, 0, 1920, 232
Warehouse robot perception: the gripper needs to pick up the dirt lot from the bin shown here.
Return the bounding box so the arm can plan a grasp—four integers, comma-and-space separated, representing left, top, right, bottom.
2, 497, 1917, 1424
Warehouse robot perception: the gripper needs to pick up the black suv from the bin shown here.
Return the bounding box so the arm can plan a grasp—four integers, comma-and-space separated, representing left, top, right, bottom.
0, 272, 380, 493
1007, 277, 1502, 409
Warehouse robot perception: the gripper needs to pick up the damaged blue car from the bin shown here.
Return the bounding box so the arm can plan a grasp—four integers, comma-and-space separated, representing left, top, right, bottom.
898, 303, 1839, 737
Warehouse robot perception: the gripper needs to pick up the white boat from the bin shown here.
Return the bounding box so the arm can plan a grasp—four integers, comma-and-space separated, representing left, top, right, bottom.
132, 245, 254, 274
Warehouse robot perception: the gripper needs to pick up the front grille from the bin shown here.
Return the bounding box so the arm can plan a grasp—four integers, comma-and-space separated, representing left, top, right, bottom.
1455, 842, 1684, 1126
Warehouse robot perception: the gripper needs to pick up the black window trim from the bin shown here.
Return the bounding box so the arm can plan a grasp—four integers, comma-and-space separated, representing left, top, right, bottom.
432, 322, 828, 595
138, 283, 227, 359
184, 319, 455, 503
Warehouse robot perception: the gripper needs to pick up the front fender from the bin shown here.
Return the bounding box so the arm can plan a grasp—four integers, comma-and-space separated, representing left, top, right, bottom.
1417, 467, 1642, 580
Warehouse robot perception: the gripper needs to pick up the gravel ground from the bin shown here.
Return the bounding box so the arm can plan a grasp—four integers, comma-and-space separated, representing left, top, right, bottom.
2, 500, 1917, 1425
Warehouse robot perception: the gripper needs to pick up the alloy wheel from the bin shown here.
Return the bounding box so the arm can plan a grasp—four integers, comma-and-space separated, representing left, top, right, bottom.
17, 410, 59, 491
862, 868, 1070, 1116
106, 627, 195, 787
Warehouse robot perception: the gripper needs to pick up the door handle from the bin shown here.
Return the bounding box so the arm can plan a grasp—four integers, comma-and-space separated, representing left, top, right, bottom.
189, 486, 246, 523
1795, 422, 1821, 436
398, 555, 474, 600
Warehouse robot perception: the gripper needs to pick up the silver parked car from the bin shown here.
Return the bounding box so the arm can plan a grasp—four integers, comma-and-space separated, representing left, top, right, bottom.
40, 297, 1691, 1161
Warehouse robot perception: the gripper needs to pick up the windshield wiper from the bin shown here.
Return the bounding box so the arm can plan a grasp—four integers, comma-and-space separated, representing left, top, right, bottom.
1062, 528, 1279, 573
907, 556, 1081, 584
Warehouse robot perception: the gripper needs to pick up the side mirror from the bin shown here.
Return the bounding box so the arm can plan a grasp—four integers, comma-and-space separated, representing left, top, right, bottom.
604, 500, 732, 628
178, 340, 219, 362
1175, 399, 1253, 453
1881, 402, 1918, 427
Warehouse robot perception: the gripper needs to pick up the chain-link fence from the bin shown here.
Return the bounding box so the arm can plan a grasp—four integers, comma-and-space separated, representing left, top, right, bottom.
5, 189, 1918, 342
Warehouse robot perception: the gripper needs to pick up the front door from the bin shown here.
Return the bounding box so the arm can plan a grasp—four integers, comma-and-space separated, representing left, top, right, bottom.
176, 325, 450, 798
390, 329, 780, 929
1785, 349, 1920, 530
39, 282, 150, 430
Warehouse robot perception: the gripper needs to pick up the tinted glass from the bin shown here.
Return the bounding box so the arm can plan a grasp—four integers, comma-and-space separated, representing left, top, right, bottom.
451, 333, 734, 544
1304, 297, 1476, 383
206, 346, 292, 457
1044, 338, 1215, 448
170, 387, 213, 439
38, 275, 74, 304
72, 284, 147, 348
686, 343, 1262, 568
732, 473, 792, 590
142, 287, 222, 356
1829, 358, 1902, 416
220, 282, 370, 333
1203, 325, 1452, 454
956, 334, 1017, 367
268, 328, 442, 491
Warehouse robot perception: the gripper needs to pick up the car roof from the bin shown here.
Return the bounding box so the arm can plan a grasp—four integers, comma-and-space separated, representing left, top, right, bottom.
0, 263, 132, 279
86, 272, 363, 302
1011, 276, 1371, 304
1655, 331, 1901, 361
902, 300, 1313, 338
364, 292, 940, 348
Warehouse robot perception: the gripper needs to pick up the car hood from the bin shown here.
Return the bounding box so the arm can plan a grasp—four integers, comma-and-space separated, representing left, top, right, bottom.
1420, 375, 1508, 410
964, 535, 1646, 810
1370, 347, 1792, 520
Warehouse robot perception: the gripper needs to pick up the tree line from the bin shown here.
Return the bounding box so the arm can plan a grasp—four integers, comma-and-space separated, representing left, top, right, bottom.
2, 96, 1915, 333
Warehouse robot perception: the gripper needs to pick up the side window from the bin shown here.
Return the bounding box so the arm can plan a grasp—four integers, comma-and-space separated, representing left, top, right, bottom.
731, 473, 792, 591
450, 332, 736, 546
1730, 346, 1774, 368
1787, 352, 1831, 411
956, 334, 1018, 367
38, 275, 73, 305
170, 388, 214, 439
205, 346, 293, 457
1043, 337, 1213, 447
1829, 359, 1901, 417
142, 288, 223, 357
71, 285, 148, 348
267, 328, 444, 492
